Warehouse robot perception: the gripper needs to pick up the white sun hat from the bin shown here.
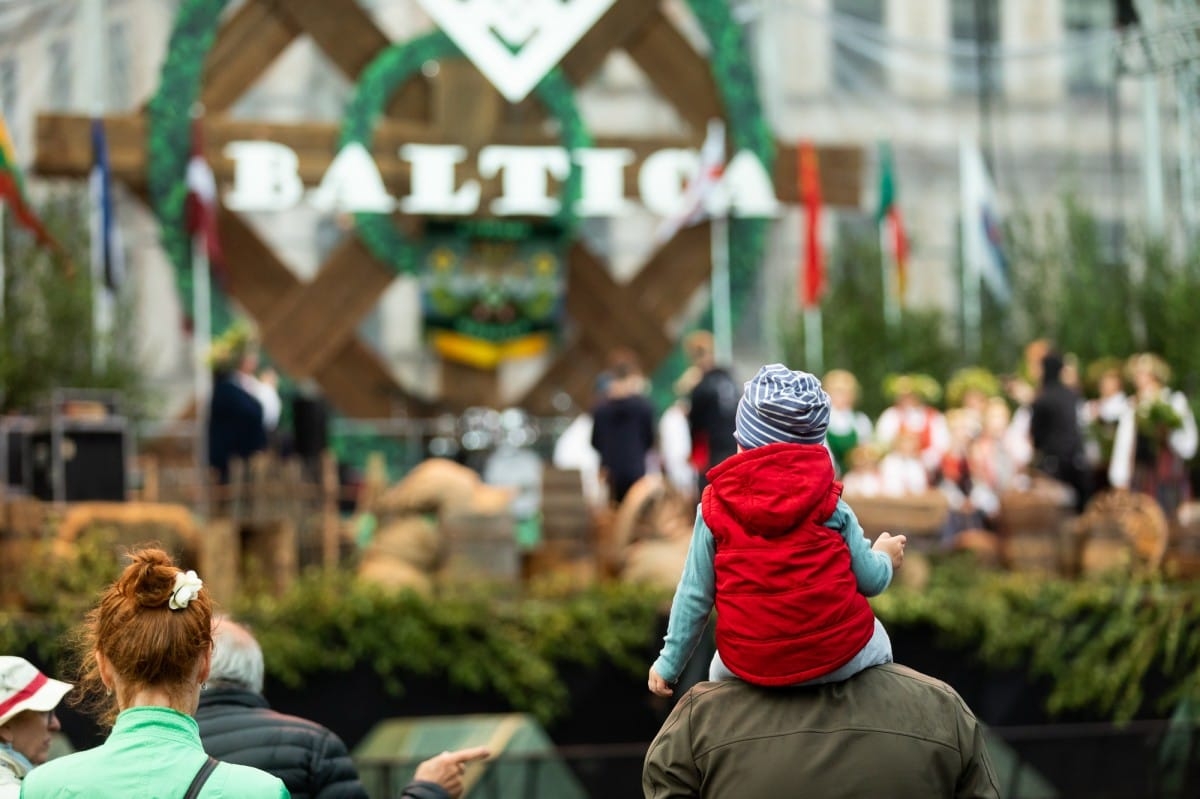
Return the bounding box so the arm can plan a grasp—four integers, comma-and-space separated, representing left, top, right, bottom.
0, 657, 73, 727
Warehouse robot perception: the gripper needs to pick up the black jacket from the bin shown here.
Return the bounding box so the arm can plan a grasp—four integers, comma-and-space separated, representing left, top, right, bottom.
196, 689, 449, 799
196, 688, 366, 799
196, 686, 451, 796
590, 393, 655, 481
688, 367, 739, 471
207, 374, 267, 483
1030, 382, 1084, 468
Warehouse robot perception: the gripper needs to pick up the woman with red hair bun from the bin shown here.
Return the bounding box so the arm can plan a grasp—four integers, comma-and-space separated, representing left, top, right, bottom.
22, 547, 287, 798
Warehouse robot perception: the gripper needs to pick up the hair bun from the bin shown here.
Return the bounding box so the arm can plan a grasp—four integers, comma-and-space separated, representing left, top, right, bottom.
119, 548, 179, 608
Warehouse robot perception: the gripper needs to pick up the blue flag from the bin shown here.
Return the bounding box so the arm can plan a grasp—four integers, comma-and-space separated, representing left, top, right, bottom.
90, 118, 124, 292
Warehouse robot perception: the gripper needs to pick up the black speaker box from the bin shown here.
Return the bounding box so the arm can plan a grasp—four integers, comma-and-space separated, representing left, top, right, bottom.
29, 422, 128, 502
291, 396, 329, 457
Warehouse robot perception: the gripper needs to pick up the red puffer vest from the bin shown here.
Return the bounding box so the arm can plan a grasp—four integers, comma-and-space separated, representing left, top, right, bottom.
703, 442, 875, 685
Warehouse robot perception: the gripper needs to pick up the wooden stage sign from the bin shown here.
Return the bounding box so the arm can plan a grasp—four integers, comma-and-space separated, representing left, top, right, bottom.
34, 0, 862, 417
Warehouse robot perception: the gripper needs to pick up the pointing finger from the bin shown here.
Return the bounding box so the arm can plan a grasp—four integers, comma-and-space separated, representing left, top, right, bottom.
449, 746, 491, 764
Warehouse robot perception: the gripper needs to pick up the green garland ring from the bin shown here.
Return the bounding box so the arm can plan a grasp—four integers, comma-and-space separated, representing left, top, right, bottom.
340, 31, 591, 275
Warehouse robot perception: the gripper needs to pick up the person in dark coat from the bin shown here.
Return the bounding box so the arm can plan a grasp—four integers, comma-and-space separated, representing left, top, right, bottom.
196, 618, 489, 799
590, 354, 656, 505
684, 331, 738, 492
1030, 352, 1092, 512
207, 369, 267, 484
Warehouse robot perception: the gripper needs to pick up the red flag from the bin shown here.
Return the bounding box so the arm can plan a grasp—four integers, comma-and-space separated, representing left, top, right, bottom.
184, 116, 226, 284
885, 204, 908, 299
877, 142, 909, 304
799, 140, 824, 308
0, 114, 61, 252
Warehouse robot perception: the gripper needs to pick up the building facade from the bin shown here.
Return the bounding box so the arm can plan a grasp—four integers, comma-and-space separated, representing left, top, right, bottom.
0, 0, 1186, 415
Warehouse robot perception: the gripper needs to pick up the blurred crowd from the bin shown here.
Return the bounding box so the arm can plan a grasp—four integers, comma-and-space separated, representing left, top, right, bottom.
556, 337, 1199, 536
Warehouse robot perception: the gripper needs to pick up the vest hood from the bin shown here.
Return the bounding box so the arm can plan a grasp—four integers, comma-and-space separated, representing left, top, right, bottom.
706, 443, 837, 537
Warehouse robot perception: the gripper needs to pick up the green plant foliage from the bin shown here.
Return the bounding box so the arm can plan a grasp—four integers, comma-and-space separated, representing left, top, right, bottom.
227, 571, 669, 723
7, 553, 1200, 725
873, 560, 1200, 722
946, 366, 1002, 408
1007, 196, 1140, 364
0, 190, 151, 414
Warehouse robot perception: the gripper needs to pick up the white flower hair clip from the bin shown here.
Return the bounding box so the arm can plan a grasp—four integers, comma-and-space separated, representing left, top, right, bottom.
169, 570, 204, 611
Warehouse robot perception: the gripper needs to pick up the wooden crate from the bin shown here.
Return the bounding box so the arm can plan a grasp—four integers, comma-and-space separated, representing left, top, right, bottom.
441, 511, 519, 584
843, 491, 949, 551
540, 468, 593, 546
995, 486, 1076, 574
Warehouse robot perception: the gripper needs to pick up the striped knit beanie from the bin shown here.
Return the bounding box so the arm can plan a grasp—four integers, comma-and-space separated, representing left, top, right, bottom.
734, 364, 831, 449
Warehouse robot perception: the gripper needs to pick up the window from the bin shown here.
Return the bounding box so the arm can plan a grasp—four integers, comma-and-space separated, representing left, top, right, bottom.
832, 0, 885, 91
951, 0, 1001, 96
1064, 0, 1116, 96
106, 21, 132, 110
47, 39, 71, 110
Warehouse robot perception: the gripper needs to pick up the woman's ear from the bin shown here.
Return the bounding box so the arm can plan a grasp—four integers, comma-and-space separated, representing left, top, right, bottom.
198, 644, 213, 686
96, 650, 114, 691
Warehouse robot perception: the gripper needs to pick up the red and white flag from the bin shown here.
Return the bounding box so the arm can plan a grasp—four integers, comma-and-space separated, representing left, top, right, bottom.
184, 115, 225, 283
798, 140, 824, 309
654, 118, 727, 245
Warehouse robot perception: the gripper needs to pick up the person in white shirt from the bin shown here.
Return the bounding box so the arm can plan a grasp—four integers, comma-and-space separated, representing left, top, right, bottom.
1083, 360, 1129, 491
1108, 353, 1197, 520
658, 368, 702, 502
874, 375, 949, 477
840, 444, 884, 498
878, 431, 930, 497
552, 374, 611, 508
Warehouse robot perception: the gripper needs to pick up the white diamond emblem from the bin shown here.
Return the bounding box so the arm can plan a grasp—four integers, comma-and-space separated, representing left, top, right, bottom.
415, 0, 619, 102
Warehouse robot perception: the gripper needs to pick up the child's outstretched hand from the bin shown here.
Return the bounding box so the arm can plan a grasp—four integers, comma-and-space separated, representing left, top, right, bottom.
873, 531, 907, 570
648, 667, 674, 697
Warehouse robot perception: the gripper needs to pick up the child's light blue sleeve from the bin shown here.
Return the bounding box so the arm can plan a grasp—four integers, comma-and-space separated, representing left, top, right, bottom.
651, 508, 717, 684
824, 497, 892, 597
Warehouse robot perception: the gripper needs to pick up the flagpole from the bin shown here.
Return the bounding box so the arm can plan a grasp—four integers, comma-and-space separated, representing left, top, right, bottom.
192, 234, 212, 517
0, 205, 6, 324
85, 0, 113, 366
879, 224, 898, 330
803, 306, 823, 375
709, 119, 733, 367
959, 139, 981, 360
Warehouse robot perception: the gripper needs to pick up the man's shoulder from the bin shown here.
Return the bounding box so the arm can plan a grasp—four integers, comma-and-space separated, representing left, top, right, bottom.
870, 663, 964, 696
682, 663, 971, 711
197, 697, 336, 739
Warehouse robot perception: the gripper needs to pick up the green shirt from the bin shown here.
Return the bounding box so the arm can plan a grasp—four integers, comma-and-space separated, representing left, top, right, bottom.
21, 706, 288, 799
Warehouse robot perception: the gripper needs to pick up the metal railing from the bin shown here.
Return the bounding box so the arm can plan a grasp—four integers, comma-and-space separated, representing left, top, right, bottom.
355, 721, 1200, 799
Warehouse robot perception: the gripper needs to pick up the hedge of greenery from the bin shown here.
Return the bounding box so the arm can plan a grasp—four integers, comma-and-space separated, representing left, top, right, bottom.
4, 537, 1200, 725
